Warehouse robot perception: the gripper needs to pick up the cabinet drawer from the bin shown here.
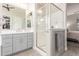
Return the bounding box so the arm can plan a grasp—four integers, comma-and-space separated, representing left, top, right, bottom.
2, 39, 12, 45
28, 39, 33, 43
28, 36, 33, 41
28, 37, 33, 40
13, 38, 21, 44
2, 35, 12, 40
2, 39, 12, 44
28, 33, 33, 37
28, 34, 33, 39
13, 34, 21, 38
21, 33, 28, 37
2, 42, 12, 48
22, 37, 27, 40
28, 41, 33, 45
2, 46, 12, 56
2, 38, 12, 41
28, 36, 33, 39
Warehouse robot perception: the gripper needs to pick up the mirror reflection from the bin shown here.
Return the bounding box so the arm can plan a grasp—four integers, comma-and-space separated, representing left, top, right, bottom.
1, 3, 26, 31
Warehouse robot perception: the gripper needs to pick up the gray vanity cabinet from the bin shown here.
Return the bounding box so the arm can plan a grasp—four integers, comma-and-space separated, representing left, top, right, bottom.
1, 32, 33, 56
1, 34, 12, 56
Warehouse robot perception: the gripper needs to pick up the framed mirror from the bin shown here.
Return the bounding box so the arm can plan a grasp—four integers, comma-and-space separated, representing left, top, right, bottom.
1, 3, 26, 31
26, 12, 32, 28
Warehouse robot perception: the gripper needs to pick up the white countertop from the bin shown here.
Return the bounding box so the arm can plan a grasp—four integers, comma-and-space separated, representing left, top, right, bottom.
0, 30, 33, 34
50, 28, 65, 31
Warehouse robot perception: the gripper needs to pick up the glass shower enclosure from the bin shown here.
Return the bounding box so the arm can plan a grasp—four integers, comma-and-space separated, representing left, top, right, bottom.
36, 3, 65, 56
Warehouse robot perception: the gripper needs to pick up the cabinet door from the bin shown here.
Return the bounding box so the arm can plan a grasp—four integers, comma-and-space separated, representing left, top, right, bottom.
2, 34, 12, 56
13, 34, 22, 53
21, 33, 28, 50
2, 46, 12, 56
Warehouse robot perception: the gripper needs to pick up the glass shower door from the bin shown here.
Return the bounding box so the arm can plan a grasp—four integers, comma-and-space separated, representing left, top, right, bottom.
36, 4, 50, 53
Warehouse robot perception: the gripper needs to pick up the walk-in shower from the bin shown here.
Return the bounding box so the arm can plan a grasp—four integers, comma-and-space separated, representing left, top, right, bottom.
36, 3, 65, 56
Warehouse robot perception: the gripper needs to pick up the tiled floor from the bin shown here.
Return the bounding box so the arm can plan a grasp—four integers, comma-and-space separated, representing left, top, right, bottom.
15, 41, 79, 56
14, 49, 41, 56
62, 41, 79, 56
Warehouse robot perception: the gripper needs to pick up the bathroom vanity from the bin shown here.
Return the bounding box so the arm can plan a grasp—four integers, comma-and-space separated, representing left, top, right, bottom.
0, 31, 33, 56
0, 3, 34, 56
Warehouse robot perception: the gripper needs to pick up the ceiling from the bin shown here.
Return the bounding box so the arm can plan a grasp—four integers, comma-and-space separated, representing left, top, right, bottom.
67, 3, 79, 16
36, 3, 61, 14
9, 3, 27, 10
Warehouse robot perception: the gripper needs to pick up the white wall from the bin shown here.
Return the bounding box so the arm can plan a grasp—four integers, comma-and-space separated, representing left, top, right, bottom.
51, 11, 64, 28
